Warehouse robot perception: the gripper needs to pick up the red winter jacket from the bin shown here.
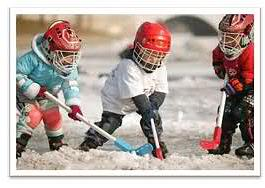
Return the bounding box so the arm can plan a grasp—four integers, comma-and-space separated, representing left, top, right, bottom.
212, 42, 254, 85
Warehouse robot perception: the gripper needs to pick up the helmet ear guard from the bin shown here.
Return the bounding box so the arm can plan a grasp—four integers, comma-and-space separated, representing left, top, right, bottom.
240, 35, 250, 48
240, 26, 254, 48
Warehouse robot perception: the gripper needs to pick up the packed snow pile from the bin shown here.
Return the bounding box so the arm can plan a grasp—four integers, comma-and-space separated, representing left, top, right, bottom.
17, 146, 253, 170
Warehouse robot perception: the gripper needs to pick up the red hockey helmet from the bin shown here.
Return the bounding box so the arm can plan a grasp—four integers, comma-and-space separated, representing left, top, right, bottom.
42, 20, 82, 76
218, 14, 254, 59
132, 22, 171, 72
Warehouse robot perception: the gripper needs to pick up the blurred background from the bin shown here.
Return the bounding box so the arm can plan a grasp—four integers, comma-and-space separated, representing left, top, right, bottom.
17, 14, 222, 63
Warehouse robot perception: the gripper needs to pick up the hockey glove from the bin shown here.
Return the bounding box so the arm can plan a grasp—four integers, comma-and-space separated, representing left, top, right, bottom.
223, 78, 244, 96
142, 108, 160, 127
36, 86, 47, 98
132, 94, 161, 126
68, 105, 83, 121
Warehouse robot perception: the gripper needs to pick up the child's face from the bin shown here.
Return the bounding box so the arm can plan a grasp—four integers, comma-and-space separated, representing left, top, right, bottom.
52, 50, 81, 75
59, 51, 79, 65
218, 31, 245, 59
133, 42, 167, 72
140, 50, 166, 70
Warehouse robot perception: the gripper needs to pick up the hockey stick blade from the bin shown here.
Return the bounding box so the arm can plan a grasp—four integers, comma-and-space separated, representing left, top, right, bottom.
200, 140, 219, 150
155, 148, 164, 160
114, 138, 153, 156
114, 138, 134, 152
200, 127, 222, 150
135, 143, 153, 156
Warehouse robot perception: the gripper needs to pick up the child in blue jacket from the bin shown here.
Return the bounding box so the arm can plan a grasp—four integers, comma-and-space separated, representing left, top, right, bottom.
16, 20, 83, 158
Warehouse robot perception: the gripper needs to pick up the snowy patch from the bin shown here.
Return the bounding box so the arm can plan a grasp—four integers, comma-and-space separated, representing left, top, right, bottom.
17, 146, 253, 170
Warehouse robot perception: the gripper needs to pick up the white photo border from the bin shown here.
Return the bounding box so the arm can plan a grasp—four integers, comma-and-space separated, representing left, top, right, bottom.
9, 7, 261, 176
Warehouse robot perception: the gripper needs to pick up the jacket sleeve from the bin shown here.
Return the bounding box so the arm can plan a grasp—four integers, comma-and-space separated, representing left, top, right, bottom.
62, 69, 81, 106
240, 43, 254, 85
212, 45, 226, 79
149, 91, 166, 110
212, 45, 224, 65
132, 94, 152, 116
16, 52, 40, 99
155, 65, 169, 94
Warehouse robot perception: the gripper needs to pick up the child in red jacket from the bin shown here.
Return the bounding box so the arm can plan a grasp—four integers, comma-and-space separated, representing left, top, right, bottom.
208, 14, 254, 158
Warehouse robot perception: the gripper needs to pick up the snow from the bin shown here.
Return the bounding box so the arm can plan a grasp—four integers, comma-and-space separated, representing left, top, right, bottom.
16, 36, 254, 171
17, 146, 253, 170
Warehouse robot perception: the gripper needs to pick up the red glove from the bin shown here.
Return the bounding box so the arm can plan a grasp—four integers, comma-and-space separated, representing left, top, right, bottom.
224, 78, 244, 95
68, 105, 83, 121
37, 86, 47, 98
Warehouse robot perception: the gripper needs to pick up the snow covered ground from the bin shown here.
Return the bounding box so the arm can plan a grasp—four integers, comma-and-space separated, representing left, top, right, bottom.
16, 36, 254, 171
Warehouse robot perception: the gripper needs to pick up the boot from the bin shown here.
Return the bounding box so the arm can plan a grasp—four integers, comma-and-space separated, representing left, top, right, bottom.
16, 133, 31, 159
79, 118, 120, 152
48, 136, 67, 151
208, 133, 232, 155
235, 143, 254, 159
79, 135, 99, 151
148, 138, 168, 159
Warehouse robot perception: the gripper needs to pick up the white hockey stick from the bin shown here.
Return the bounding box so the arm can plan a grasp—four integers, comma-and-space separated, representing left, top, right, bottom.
44, 91, 153, 156
150, 118, 164, 160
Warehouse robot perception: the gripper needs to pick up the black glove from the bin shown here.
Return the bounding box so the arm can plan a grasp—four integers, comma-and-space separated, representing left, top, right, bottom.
142, 108, 156, 126
142, 108, 161, 127
140, 109, 163, 141
132, 94, 162, 126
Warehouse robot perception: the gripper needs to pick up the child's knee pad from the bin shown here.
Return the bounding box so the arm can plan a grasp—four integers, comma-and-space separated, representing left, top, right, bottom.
100, 112, 123, 134
84, 112, 123, 147
42, 107, 62, 131
24, 104, 43, 129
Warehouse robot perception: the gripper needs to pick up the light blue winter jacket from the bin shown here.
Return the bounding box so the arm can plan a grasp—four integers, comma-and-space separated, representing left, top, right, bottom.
16, 34, 81, 106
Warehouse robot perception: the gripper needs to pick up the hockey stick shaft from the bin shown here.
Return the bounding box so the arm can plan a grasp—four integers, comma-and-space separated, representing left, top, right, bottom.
217, 75, 228, 127
44, 91, 116, 142
216, 90, 226, 128
199, 76, 227, 150
44, 91, 153, 155
151, 118, 164, 160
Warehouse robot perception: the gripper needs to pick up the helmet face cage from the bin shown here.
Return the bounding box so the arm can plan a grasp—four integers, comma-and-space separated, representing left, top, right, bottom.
42, 20, 82, 76
133, 42, 168, 72
218, 31, 245, 59
52, 50, 81, 76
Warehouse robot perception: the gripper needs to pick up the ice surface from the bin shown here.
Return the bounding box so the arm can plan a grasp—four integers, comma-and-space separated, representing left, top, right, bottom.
16, 36, 254, 170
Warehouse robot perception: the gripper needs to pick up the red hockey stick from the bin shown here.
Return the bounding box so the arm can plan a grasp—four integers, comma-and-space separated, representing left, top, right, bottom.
150, 118, 164, 160
200, 90, 227, 150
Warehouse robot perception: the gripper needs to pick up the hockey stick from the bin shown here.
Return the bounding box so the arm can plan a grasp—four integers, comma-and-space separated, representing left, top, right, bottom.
44, 91, 153, 156
199, 89, 226, 150
150, 118, 164, 160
